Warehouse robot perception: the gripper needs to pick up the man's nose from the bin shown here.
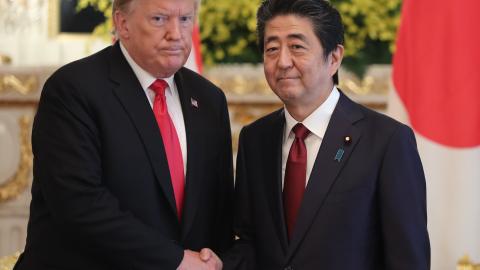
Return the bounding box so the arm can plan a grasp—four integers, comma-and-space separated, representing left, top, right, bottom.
165, 18, 181, 40
278, 47, 293, 69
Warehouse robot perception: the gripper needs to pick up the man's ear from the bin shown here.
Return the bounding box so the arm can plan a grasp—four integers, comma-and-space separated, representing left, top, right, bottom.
113, 10, 129, 40
329, 44, 344, 77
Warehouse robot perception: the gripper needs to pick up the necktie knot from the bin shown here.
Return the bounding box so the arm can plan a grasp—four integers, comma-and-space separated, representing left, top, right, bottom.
150, 79, 168, 97
292, 123, 310, 140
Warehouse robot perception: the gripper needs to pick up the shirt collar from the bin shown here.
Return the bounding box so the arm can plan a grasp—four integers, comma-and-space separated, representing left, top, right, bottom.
119, 42, 175, 93
284, 86, 340, 141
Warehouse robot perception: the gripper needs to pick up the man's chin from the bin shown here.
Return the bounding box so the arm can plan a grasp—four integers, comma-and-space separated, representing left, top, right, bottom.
274, 88, 302, 102
152, 59, 186, 76
165, 57, 187, 68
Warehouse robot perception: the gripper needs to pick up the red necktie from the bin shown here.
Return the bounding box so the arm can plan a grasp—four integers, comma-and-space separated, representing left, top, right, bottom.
283, 123, 310, 240
150, 79, 185, 220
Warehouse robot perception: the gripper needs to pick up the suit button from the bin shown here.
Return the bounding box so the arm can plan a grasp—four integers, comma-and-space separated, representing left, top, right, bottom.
284, 266, 293, 270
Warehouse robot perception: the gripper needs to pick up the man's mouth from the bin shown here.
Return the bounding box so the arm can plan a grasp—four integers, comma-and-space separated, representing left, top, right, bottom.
277, 76, 299, 81
162, 47, 183, 54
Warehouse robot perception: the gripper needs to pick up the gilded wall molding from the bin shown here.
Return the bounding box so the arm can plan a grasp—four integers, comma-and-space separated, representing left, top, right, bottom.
204, 64, 391, 98
0, 252, 20, 270
0, 55, 12, 65
458, 255, 480, 270
0, 116, 33, 203
0, 74, 38, 95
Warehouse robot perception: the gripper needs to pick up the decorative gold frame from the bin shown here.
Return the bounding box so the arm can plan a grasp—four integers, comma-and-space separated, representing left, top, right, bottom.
203, 64, 389, 112
47, 0, 99, 39
0, 252, 20, 270
0, 74, 38, 95
458, 255, 480, 270
0, 116, 33, 203
0, 54, 12, 65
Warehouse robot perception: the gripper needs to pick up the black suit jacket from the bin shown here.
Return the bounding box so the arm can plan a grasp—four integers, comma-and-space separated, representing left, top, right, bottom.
15, 43, 234, 270
225, 92, 430, 270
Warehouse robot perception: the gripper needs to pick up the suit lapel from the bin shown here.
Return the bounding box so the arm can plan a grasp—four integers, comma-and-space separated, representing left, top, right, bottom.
108, 43, 178, 218
262, 110, 289, 253
174, 70, 202, 240
286, 92, 364, 260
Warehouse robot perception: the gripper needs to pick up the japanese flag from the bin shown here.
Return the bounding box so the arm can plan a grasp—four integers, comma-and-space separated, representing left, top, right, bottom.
390, 0, 480, 269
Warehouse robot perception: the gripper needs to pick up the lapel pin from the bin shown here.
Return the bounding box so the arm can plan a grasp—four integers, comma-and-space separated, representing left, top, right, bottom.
190, 97, 198, 108
344, 136, 352, 145
334, 148, 345, 162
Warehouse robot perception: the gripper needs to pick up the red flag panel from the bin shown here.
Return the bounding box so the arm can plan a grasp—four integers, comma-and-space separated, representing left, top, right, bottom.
393, 0, 480, 147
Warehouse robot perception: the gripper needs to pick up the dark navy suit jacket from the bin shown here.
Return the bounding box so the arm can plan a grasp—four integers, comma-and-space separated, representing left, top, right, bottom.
225, 92, 430, 270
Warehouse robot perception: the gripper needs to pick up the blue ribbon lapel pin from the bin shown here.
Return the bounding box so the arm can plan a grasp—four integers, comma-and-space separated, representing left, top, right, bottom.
334, 148, 345, 162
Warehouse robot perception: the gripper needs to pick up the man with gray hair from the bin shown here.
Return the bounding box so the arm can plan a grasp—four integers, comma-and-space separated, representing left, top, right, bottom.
14, 0, 232, 269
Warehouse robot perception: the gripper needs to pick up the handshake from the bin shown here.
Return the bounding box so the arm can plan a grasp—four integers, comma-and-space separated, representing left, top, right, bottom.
177, 248, 223, 270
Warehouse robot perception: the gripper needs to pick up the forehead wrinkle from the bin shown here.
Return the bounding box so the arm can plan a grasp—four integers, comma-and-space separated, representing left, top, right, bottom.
150, 7, 194, 16
264, 32, 309, 46
136, 0, 195, 16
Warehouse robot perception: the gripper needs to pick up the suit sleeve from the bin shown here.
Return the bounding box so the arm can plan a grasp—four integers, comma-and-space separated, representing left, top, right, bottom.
379, 124, 430, 270
213, 92, 235, 253
32, 75, 184, 269
222, 127, 256, 270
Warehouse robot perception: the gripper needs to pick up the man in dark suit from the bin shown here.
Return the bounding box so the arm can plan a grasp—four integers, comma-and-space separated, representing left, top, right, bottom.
224, 0, 430, 269
14, 0, 232, 269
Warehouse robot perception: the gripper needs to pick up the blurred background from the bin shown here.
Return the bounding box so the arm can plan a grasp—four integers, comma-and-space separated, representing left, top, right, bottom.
0, 0, 478, 269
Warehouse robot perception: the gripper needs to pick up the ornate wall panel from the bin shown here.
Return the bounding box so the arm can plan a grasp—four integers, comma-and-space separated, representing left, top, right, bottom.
203, 64, 389, 154
0, 66, 53, 257
0, 64, 389, 258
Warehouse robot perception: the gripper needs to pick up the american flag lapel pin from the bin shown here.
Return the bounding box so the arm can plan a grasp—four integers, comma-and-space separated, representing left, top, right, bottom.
190, 97, 199, 108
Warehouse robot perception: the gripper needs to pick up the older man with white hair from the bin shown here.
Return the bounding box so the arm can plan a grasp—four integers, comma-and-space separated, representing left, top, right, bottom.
13, 0, 233, 269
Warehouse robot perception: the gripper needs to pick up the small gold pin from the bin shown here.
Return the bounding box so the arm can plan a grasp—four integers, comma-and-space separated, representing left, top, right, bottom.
344, 136, 352, 145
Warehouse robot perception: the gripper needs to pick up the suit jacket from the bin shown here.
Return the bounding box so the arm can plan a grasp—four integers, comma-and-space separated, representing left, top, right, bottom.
224, 92, 430, 270
14, 43, 234, 270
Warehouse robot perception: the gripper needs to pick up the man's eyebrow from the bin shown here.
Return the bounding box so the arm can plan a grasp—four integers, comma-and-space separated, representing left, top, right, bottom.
150, 9, 194, 16
180, 10, 195, 16
265, 36, 280, 45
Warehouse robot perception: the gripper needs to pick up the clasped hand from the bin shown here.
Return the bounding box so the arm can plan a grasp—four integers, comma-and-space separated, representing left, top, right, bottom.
177, 248, 222, 270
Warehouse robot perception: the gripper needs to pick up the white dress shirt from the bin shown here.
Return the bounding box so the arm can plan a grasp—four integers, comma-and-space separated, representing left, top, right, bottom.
120, 43, 187, 176
282, 87, 340, 188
